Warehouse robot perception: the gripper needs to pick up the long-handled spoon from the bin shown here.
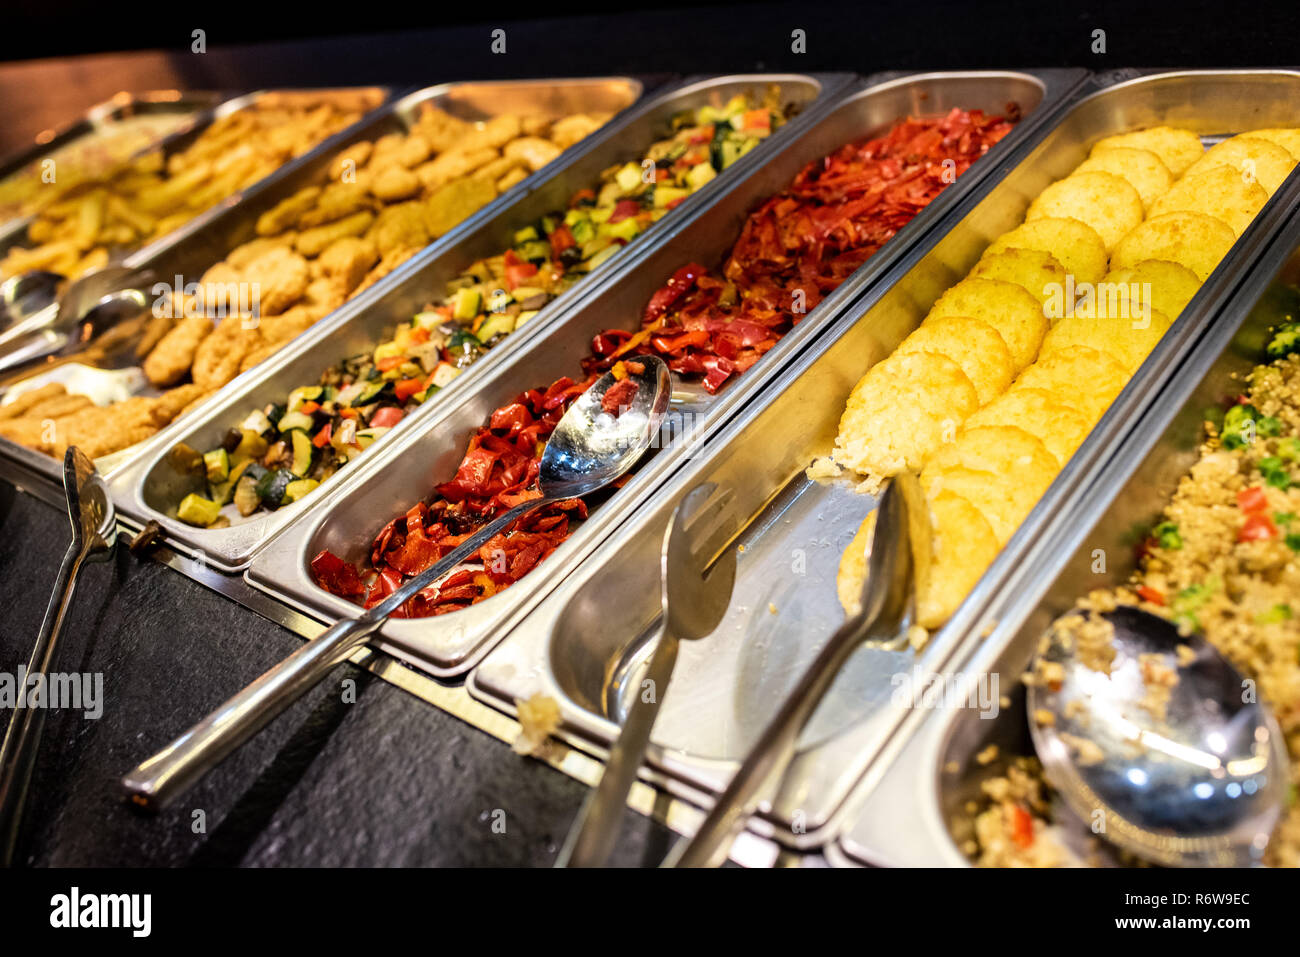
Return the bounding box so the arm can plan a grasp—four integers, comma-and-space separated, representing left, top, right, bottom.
663, 472, 923, 867
1028, 604, 1289, 867
0, 446, 117, 864
121, 356, 671, 811
557, 482, 738, 867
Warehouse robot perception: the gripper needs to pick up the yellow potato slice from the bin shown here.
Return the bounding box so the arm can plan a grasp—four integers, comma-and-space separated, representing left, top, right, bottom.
981, 217, 1108, 286
915, 491, 1002, 630
925, 424, 1059, 479
1091, 126, 1205, 177
1102, 260, 1202, 320
1075, 146, 1173, 211
1148, 165, 1268, 237
897, 315, 1014, 405
836, 511, 874, 617
1026, 171, 1144, 250
832, 350, 979, 482
1186, 135, 1297, 195
963, 387, 1092, 465
971, 247, 1068, 310
1242, 128, 1300, 161
926, 277, 1048, 370
1012, 345, 1128, 421
1111, 212, 1236, 282
1040, 308, 1173, 375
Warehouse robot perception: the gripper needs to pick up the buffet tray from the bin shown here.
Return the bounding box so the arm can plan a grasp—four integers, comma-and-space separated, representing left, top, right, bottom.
105, 73, 844, 572
241, 68, 1087, 678
0, 79, 639, 492
831, 126, 1300, 869
467, 68, 1300, 850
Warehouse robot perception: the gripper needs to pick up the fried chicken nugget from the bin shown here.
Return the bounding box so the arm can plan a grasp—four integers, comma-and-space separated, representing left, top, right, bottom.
296, 211, 375, 258
0, 416, 52, 451
503, 136, 562, 172
153, 383, 210, 424
328, 141, 373, 180
370, 202, 429, 258
243, 246, 310, 315
424, 177, 497, 237
370, 165, 423, 202
49, 398, 160, 459
318, 235, 379, 294
550, 114, 604, 150
414, 148, 499, 191
255, 186, 323, 236
22, 393, 95, 420
296, 183, 373, 230
460, 115, 522, 153
144, 314, 214, 386
226, 235, 296, 270
0, 383, 66, 420
191, 314, 260, 391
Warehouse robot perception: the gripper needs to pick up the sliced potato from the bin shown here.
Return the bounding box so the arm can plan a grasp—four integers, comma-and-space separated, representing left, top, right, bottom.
1102, 259, 1202, 320
915, 491, 1002, 629
963, 386, 1092, 465
971, 247, 1068, 311
1091, 126, 1204, 177
1186, 135, 1297, 195
1149, 165, 1268, 237
832, 351, 979, 482
896, 315, 1014, 405
1040, 308, 1173, 375
1110, 211, 1237, 282
1241, 128, 1300, 162
981, 217, 1108, 286
1026, 171, 1143, 251
1075, 146, 1173, 211
926, 277, 1048, 371
1012, 345, 1128, 421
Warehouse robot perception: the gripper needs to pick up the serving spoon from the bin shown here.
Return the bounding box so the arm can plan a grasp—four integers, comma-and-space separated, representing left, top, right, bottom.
122, 356, 671, 811
1027, 604, 1289, 867
0, 446, 117, 864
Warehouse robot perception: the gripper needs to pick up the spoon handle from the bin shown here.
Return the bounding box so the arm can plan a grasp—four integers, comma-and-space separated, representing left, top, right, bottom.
120, 497, 546, 810
0, 540, 86, 864
122, 613, 378, 811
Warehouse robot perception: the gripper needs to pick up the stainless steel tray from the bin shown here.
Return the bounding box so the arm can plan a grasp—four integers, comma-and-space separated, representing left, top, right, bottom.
0, 79, 639, 491
467, 68, 1300, 851
243, 68, 1086, 679
832, 131, 1300, 869
107, 74, 845, 573
0, 89, 230, 245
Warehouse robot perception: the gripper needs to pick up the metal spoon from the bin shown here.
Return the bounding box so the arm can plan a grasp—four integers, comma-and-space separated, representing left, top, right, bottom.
1028, 604, 1289, 867
0, 270, 64, 332
557, 482, 738, 867
663, 472, 923, 867
121, 356, 672, 811
0, 446, 117, 864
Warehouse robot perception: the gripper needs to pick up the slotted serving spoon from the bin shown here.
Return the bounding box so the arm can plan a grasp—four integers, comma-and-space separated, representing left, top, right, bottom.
557, 482, 738, 867
0, 446, 117, 864
664, 472, 924, 867
122, 356, 671, 810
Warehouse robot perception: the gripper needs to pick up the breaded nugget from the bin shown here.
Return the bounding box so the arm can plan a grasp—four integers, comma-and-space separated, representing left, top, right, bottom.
497, 167, 529, 192
0, 416, 50, 450
0, 383, 66, 419
964, 387, 1092, 464
255, 186, 322, 236
295, 211, 375, 259
191, 314, 260, 391
550, 113, 604, 150
143, 314, 213, 386
981, 217, 1108, 286
370, 165, 422, 202
394, 134, 432, 169
460, 115, 522, 153
1026, 171, 1143, 251
898, 315, 1014, 405
1091, 126, 1204, 177
832, 351, 980, 483
353, 245, 421, 295
1148, 165, 1268, 237
1110, 211, 1237, 282
243, 246, 310, 316
370, 202, 430, 258
424, 177, 497, 237
49, 398, 160, 459
226, 235, 295, 270
1040, 308, 1173, 375
1012, 345, 1128, 421
414, 147, 499, 191
503, 137, 562, 172
1102, 260, 1202, 320
971, 248, 1068, 312
1074, 146, 1173, 212
296, 183, 373, 230
153, 383, 209, 423
328, 141, 374, 180
22, 393, 95, 420
317, 235, 379, 295
914, 491, 1002, 629
1186, 135, 1297, 195
926, 278, 1048, 370
1241, 128, 1300, 161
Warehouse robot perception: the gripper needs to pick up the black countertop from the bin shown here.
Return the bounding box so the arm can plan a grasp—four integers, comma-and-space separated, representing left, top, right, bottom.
0, 480, 674, 867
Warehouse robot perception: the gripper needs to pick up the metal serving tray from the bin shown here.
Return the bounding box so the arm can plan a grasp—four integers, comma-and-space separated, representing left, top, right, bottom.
0, 79, 638, 492
0, 90, 228, 245
468, 69, 1300, 851
831, 138, 1300, 870
244, 68, 1086, 679
107, 74, 845, 573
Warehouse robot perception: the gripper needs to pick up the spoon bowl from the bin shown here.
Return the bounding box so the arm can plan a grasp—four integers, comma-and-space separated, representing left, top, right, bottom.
1028, 605, 1289, 867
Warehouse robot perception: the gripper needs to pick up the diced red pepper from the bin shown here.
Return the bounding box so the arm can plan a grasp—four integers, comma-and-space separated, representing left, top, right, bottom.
1008, 804, 1034, 849
312, 423, 333, 448
370, 406, 404, 429
1237, 486, 1268, 514
503, 249, 539, 290
310, 550, 364, 596
297, 401, 321, 415
1136, 584, 1166, 606
607, 199, 642, 224
601, 377, 638, 415
1239, 513, 1279, 542
376, 355, 406, 373
549, 223, 576, 255
393, 377, 424, 402
739, 109, 771, 131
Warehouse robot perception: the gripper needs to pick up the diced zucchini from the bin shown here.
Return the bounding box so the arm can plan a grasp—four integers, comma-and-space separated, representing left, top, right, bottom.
240, 408, 273, 436
515, 310, 540, 327
686, 162, 717, 190
452, 287, 482, 321
602, 217, 640, 242
476, 314, 515, 344
373, 341, 405, 363
203, 448, 230, 483
232, 429, 269, 463
282, 478, 320, 505
587, 244, 623, 270
355, 426, 390, 449
563, 208, 588, 227
513, 225, 540, 244
413, 310, 443, 330
431, 363, 462, 388
287, 385, 322, 412
177, 493, 222, 528
654, 186, 690, 208
255, 468, 295, 509
233, 473, 262, 517
508, 285, 546, 303
570, 218, 596, 244
515, 240, 551, 263
277, 410, 316, 434
353, 378, 388, 405
290, 429, 314, 477
615, 162, 643, 193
